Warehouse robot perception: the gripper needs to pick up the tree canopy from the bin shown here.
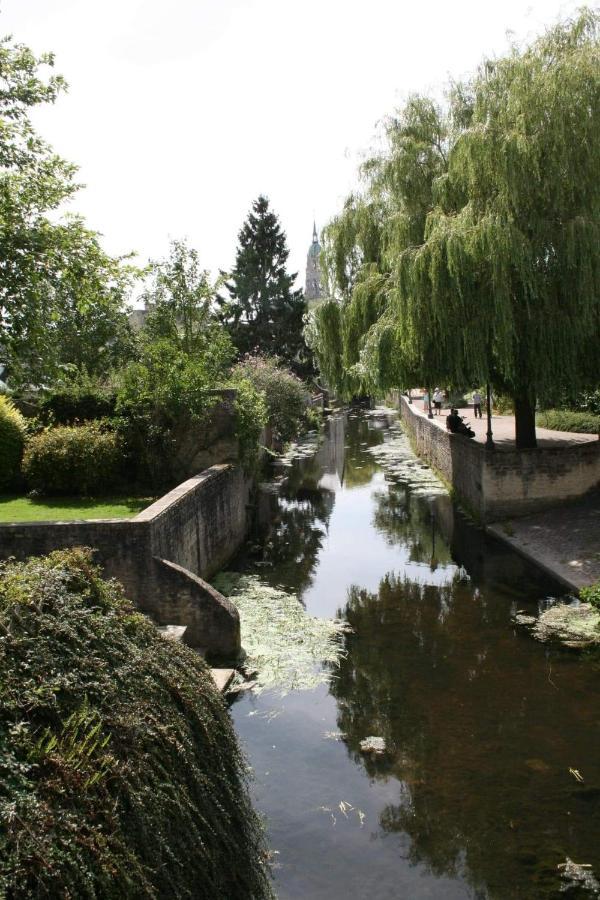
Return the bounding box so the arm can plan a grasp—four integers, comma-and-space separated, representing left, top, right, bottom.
218, 195, 310, 376
308, 10, 600, 447
141, 238, 233, 365
0, 35, 136, 388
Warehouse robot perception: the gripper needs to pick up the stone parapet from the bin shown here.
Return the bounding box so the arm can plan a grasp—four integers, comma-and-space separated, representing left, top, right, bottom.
399, 397, 600, 521
0, 464, 250, 661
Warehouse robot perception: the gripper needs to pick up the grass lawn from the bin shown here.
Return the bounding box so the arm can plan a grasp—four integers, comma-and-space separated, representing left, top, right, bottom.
0, 495, 155, 523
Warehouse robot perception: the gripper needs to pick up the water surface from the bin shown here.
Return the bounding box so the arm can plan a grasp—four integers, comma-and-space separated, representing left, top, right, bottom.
230, 411, 600, 899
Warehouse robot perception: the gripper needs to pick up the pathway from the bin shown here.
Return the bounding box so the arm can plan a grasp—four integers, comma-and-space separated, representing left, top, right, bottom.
409, 397, 597, 450
488, 491, 600, 591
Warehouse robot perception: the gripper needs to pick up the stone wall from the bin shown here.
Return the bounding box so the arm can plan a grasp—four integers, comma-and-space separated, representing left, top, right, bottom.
0, 464, 250, 660
399, 397, 600, 521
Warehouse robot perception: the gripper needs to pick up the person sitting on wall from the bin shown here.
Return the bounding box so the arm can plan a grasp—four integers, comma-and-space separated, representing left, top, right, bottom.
446, 408, 475, 438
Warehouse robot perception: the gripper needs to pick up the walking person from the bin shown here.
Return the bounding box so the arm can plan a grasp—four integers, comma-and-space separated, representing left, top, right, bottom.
423, 390, 429, 413
472, 389, 483, 419
433, 388, 443, 415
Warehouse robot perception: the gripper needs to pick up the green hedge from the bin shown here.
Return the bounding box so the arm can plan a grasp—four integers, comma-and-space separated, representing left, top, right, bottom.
0, 396, 26, 490
39, 389, 117, 424
0, 548, 272, 898
23, 423, 123, 496
536, 409, 600, 434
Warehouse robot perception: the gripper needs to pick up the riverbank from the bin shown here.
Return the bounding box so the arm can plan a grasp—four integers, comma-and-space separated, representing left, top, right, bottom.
487, 491, 600, 592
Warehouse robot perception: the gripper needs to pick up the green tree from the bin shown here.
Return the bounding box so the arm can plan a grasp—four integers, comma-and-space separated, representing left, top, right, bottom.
218, 195, 309, 374
142, 238, 231, 362
310, 10, 600, 448
0, 35, 136, 388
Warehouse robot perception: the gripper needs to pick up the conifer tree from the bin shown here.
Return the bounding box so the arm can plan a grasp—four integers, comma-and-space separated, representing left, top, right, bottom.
218, 196, 309, 374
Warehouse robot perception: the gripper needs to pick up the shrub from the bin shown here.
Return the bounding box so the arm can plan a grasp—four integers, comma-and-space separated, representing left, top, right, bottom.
232, 378, 268, 468
115, 339, 223, 487
39, 388, 117, 424
580, 581, 600, 611
23, 423, 123, 496
231, 355, 308, 442
536, 409, 600, 434
0, 396, 26, 490
0, 548, 273, 898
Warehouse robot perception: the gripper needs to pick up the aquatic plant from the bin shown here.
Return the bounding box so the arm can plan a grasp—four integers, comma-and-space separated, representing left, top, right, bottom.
214, 573, 349, 694
0, 548, 273, 899
580, 581, 600, 612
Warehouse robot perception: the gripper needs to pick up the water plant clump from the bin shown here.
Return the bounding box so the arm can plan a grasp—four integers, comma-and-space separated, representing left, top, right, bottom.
213, 573, 349, 695
366, 424, 448, 496
0, 548, 274, 899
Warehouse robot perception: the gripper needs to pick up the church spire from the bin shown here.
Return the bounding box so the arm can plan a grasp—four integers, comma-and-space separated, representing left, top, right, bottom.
305, 219, 322, 303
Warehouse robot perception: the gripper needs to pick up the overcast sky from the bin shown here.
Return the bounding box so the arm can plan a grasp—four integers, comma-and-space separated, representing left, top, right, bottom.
2, 0, 581, 293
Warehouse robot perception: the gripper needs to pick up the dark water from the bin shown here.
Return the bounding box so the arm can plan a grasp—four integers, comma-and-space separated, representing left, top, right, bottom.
229, 411, 600, 899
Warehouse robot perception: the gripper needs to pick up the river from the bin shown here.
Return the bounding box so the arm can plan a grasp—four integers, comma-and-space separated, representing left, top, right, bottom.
229, 409, 600, 899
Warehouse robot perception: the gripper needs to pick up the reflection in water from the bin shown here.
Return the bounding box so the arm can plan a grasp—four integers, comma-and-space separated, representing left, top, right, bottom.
333, 573, 600, 897
230, 411, 600, 900
372, 482, 453, 570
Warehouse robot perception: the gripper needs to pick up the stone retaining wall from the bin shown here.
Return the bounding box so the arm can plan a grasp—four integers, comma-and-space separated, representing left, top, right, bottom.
0, 464, 250, 660
399, 397, 600, 521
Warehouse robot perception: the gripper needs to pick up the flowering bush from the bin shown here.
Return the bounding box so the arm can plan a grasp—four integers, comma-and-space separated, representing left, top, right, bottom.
231, 356, 308, 442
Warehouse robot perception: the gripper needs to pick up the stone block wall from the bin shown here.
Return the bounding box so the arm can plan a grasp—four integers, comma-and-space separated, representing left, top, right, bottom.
399, 397, 600, 521
0, 464, 250, 660
138, 465, 251, 579
482, 443, 600, 519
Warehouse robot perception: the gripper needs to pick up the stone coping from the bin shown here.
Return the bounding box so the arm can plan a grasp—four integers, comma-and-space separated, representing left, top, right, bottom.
133, 464, 230, 523
406, 396, 598, 451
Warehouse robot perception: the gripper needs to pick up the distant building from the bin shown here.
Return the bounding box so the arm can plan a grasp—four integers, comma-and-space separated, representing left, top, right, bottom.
305, 222, 322, 306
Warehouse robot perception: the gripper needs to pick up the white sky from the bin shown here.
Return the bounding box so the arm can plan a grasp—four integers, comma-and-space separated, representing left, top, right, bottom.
1, 0, 581, 294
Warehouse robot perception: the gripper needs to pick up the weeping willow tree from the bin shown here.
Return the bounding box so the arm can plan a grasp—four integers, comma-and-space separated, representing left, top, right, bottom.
309, 10, 600, 447
307, 94, 452, 399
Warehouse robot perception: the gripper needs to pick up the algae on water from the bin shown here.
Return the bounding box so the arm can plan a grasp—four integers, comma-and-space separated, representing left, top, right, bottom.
214, 573, 349, 694
366, 423, 448, 497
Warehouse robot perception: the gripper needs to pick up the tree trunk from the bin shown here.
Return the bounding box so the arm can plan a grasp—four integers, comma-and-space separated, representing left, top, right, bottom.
514, 396, 537, 449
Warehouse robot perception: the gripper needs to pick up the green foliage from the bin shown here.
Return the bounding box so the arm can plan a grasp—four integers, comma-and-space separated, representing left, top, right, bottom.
117, 339, 217, 422
580, 581, 600, 610
536, 409, 600, 434
311, 11, 600, 448
115, 339, 226, 487
0, 396, 26, 489
23, 423, 123, 496
0, 548, 273, 898
142, 238, 229, 357
217, 195, 310, 376
231, 377, 268, 468
0, 34, 138, 390
39, 373, 117, 424
231, 355, 308, 442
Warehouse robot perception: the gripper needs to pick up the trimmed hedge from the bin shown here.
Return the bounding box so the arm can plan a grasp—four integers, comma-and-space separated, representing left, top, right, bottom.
39, 389, 117, 425
0, 396, 26, 490
23, 423, 123, 496
536, 409, 600, 434
0, 548, 273, 898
